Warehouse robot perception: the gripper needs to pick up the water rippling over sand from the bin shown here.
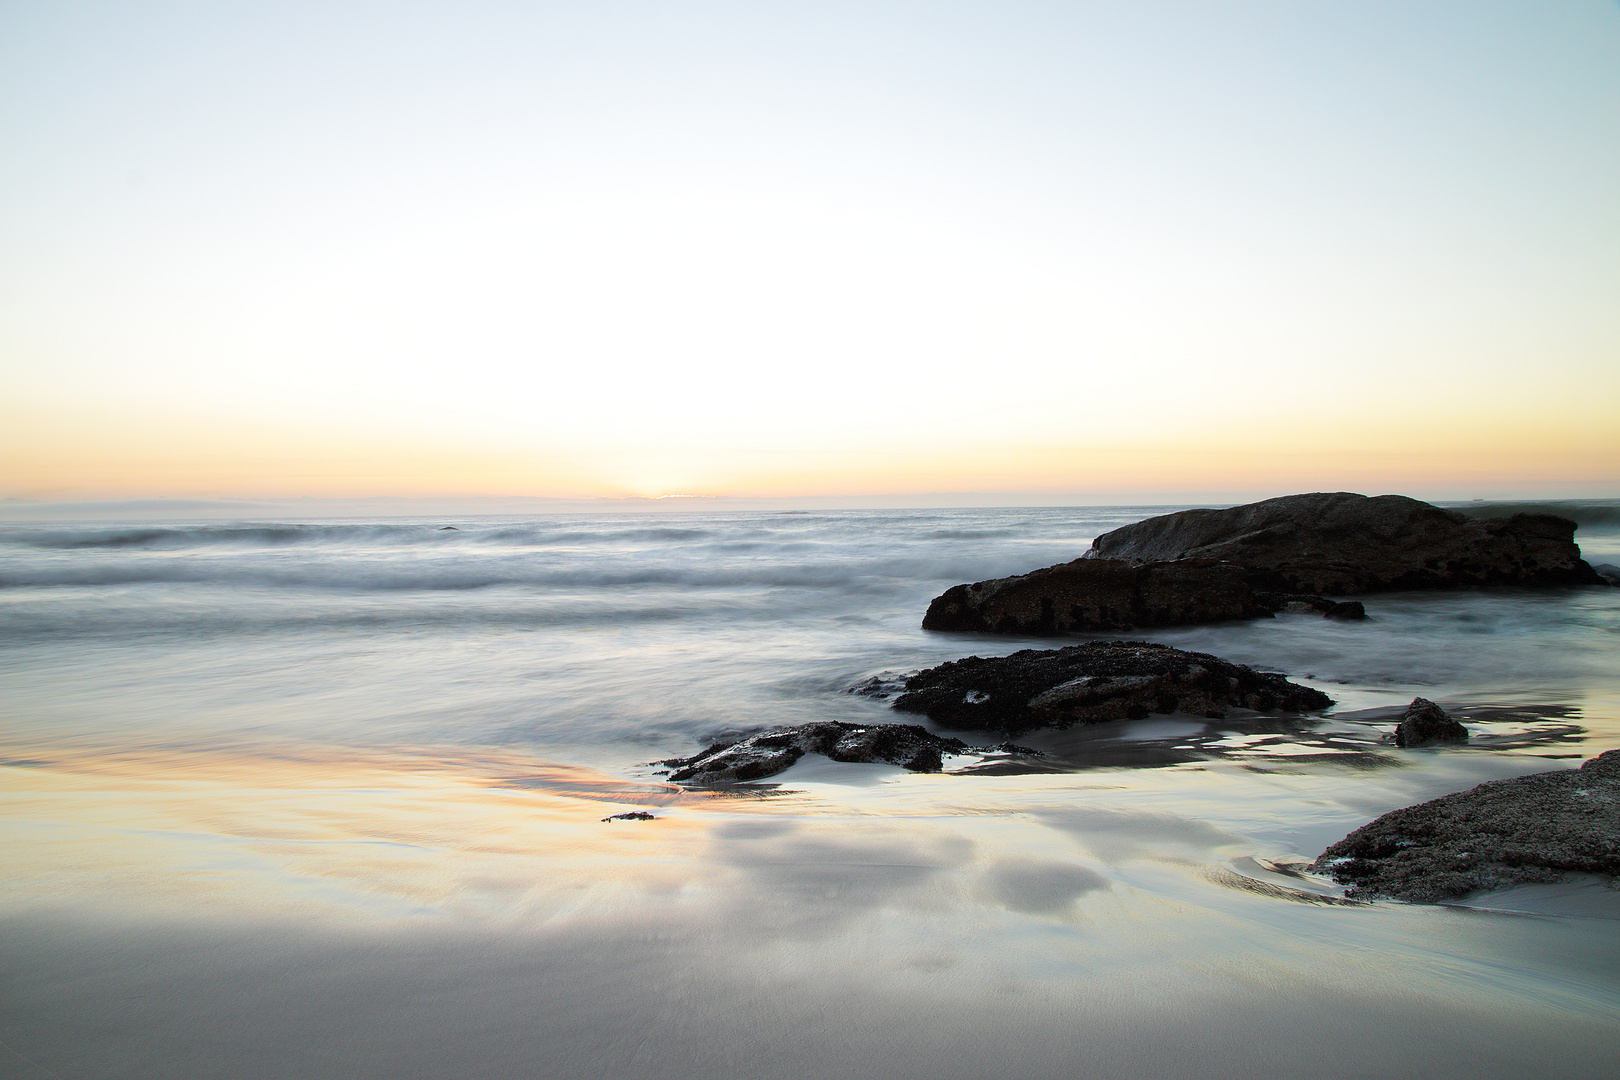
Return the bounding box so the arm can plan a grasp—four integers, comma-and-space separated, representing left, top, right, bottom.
1, 504, 1618, 1078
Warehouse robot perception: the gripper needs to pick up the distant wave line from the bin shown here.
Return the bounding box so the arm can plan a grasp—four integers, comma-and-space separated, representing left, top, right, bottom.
0, 524, 732, 550
0, 558, 1009, 592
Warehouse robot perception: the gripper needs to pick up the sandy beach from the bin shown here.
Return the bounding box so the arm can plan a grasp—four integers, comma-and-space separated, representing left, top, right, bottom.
2, 506, 1617, 1078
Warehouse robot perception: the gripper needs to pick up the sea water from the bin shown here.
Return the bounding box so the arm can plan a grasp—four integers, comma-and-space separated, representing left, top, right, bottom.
2, 504, 1617, 1079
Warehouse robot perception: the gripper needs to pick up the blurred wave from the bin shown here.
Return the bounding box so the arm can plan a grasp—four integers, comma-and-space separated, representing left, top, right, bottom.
1, 522, 726, 551
0, 556, 1020, 592
1449, 500, 1620, 531
5, 504, 1612, 756
0, 508, 1125, 594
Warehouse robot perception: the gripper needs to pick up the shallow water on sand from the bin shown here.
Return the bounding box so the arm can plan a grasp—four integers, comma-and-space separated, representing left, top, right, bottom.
2, 504, 1618, 1078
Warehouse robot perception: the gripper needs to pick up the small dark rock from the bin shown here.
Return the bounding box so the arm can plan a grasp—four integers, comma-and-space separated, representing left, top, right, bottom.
1313, 749, 1620, 902
661, 722, 971, 785
438, 526, 459, 530
890, 640, 1332, 736
1393, 697, 1469, 748
1592, 562, 1620, 586
601, 811, 657, 822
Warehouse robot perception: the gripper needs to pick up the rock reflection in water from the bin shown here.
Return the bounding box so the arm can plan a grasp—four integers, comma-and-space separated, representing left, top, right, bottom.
941, 700, 1596, 775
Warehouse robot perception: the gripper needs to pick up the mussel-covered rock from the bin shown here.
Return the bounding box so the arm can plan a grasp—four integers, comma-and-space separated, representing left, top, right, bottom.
1313, 750, 1620, 902
891, 640, 1332, 736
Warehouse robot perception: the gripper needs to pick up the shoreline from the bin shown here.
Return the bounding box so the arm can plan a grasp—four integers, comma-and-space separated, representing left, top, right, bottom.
3, 503, 1618, 1077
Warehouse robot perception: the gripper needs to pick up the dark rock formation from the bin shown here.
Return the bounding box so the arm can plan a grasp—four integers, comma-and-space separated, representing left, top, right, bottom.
921, 493, 1599, 638
1592, 562, 1620, 586
920, 562, 1363, 636
1313, 750, 1620, 902
601, 811, 656, 822
919, 563, 1370, 636
923, 558, 1279, 634
661, 722, 973, 784
1086, 492, 1601, 595
890, 640, 1332, 736
1393, 697, 1469, 748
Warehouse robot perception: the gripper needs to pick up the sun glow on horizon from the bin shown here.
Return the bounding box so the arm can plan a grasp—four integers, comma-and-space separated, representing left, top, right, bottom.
2, 2, 1617, 502
4, 398, 1615, 504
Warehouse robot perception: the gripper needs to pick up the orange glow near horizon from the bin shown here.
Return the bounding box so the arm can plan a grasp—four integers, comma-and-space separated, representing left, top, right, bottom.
3, 5, 1617, 507
4, 397, 1616, 503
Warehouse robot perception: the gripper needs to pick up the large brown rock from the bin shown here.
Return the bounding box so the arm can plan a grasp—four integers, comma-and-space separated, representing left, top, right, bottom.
921, 557, 1268, 634
1086, 492, 1601, 595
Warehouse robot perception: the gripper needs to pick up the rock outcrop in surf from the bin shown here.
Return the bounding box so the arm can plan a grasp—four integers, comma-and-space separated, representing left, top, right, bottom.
1313, 749, 1620, 902
921, 557, 1363, 634
923, 558, 1262, 634
890, 640, 1332, 736
1087, 492, 1601, 594
921, 493, 1599, 635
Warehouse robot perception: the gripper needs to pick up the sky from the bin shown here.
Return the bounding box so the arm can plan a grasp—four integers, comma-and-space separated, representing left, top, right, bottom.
1, 0, 1617, 504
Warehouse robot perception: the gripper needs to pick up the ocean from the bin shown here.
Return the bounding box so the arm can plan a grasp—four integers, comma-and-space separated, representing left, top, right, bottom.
2, 503, 1618, 1078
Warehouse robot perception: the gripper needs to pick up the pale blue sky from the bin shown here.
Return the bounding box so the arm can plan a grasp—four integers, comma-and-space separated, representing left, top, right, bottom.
2, 2, 1617, 498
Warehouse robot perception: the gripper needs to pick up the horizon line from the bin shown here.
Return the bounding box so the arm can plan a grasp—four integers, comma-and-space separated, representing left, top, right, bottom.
2, 490, 1616, 524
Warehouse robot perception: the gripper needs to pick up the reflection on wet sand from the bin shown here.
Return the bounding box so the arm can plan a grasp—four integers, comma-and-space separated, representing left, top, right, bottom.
957, 700, 1597, 773
0, 742, 716, 920
3, 705, 1614, 920
2, 712, 1618, 1079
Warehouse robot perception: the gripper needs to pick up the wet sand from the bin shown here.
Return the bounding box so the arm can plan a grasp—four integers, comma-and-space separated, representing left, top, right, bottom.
2, 738, 1616, 1079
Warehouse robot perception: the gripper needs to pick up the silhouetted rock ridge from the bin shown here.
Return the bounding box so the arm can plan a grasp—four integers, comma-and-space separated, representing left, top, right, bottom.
922, 558, 1270, 634
1086, 492, 1600, 595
